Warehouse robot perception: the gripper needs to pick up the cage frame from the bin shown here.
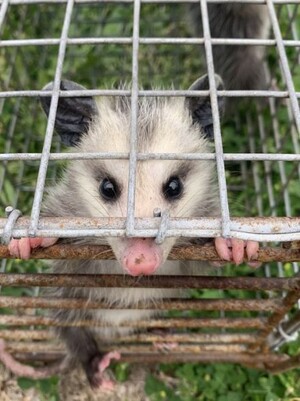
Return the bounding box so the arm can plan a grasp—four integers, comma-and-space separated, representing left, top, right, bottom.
0, 0, 300, 379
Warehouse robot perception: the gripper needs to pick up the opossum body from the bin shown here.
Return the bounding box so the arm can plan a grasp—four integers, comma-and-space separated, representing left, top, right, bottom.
188, 3, 270, 91
8, 76, 259, 388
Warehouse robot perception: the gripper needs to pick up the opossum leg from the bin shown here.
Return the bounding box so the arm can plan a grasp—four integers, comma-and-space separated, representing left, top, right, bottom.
59, 327, 121, 390
89, 351, 121, 391
0, 339, 66, 379
214, 238, 260, 267
8, 237, 58, 259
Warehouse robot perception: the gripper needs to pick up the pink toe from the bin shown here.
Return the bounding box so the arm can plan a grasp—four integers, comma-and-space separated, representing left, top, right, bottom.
231, 239, 245, 265
29, 238, 44, 249
29, 237, 57, 249
8, 239, 20, 258
214, 238, 231, 261
246, 240, 259, 261
8, 237, 57, 259
40, 237, 58, 248
19, 238, 31, 259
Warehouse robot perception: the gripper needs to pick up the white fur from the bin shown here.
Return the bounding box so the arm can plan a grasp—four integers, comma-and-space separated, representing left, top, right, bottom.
45, 89, 219, 346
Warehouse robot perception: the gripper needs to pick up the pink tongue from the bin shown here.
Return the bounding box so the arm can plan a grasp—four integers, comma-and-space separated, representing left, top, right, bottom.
123, 239, 161, 276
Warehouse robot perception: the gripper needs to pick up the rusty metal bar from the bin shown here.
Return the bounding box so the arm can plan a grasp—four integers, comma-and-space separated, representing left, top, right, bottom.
249, 291, 300, 352
1, 243, 300, 262
11, 350, 291, 369
109, 333, 258, 344
5, 341, 247, 354
2, 330, 248, 343
15, 352, 64, 363
5, 342, 251, 355
0, 330, 54, 341
3, 333, 257, 349
265, 353, 300, 374
0, 295, 282, 312
90, 352, 291, 368
0, 315, 266, 329
0, 273, 299, 291
6, 343, 63, 353
111, 344, 250, 354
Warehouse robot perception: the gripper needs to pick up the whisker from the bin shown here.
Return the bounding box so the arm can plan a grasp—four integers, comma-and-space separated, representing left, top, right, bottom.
91, 248, 114, 260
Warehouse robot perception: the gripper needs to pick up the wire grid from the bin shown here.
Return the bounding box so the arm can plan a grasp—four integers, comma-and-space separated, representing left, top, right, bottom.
0, 0, 300, 372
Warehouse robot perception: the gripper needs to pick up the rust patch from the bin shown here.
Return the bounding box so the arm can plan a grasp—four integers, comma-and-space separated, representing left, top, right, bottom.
1, 244, 300, 262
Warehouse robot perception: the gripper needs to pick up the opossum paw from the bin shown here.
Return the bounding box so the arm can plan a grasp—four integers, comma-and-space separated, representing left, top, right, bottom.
88, 351, 121, 391
214, 238, 260, 267
98, 351, 121, 373
8, 237, 58, 259
154, 342, 178, 353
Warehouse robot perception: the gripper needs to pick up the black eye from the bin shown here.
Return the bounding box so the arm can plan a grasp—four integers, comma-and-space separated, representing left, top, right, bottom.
163, 176, 183, 201
100, 178, 119, 201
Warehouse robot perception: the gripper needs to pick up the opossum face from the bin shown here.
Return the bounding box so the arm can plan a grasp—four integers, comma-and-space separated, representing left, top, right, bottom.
41, 75, 224, 276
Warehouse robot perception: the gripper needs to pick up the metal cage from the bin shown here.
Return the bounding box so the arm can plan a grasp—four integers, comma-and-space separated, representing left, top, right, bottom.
0, 0, 300, 376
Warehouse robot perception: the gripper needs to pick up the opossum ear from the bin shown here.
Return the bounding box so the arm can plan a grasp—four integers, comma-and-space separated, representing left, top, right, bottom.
40, 80, 98, 147
186, 74, 224, 141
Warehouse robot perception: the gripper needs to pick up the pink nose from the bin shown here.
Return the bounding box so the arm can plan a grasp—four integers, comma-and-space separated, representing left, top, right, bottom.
123, 239, 161, 276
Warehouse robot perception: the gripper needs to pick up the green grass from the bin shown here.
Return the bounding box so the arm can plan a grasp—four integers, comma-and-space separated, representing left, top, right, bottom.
18, 377, 60, 401
145, 363, 300, 401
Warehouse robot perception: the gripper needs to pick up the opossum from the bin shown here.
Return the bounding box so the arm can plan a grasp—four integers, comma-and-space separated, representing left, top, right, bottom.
187, 3, 270, 91
7, 75, 259, 389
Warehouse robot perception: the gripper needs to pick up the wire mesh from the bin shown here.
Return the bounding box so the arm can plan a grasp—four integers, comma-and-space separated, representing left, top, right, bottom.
0, 0, 300, 376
